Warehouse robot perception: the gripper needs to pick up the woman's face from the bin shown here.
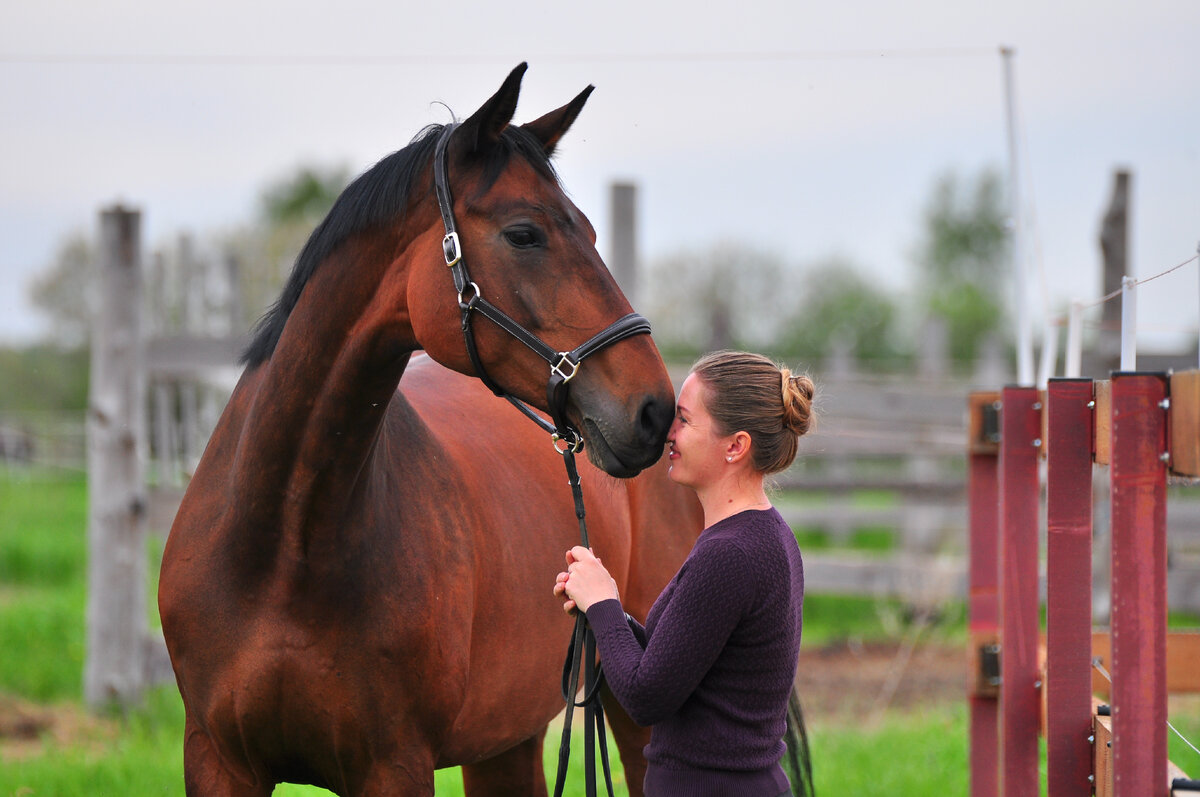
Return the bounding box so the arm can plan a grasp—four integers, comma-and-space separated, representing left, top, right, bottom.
666, 373, 731, 490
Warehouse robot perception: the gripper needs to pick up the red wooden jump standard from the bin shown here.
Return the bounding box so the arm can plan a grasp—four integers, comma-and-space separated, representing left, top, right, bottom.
999, 386, 1042, 797
967, 393, 1001, 797
1108, 372, 1169, 796
1045, 378, 1096, 796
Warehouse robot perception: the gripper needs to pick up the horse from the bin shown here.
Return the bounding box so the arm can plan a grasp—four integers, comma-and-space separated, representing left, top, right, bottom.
158, 63, 707, 796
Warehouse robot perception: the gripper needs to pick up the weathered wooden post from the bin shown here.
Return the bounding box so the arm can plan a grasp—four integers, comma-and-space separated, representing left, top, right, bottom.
84, 204, 149, 709
609, 181, 639, 308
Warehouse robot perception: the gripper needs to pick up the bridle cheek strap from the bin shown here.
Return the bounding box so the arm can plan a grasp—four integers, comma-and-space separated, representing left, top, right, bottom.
433, 123, 652, 447
435, 122, 639, 797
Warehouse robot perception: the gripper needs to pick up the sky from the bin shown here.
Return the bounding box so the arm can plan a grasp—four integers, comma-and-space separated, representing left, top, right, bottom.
2, 0, 1198, 362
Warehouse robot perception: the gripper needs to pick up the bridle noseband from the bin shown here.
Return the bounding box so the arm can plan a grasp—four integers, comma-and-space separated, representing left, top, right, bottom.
433, 123, 652, 453
433, 123, 649, 797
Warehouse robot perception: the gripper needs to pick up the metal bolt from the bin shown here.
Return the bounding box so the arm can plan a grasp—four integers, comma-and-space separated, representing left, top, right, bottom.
1032, 402, 1043, 411
1159, 398, 1171, 410
1033, 679, 1042, 689
1088, 734, 1095, 744
1089, 775, 1095, 784
1160, 452, 1171, 463
1087, 400, 1096, 409
1033, 438, 1043, 448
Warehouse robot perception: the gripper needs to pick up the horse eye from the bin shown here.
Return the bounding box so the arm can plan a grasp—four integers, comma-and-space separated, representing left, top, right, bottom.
503, 226, 540, 249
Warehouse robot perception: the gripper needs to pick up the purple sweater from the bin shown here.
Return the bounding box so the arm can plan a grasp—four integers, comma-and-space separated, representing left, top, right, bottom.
586, 508, 804, 797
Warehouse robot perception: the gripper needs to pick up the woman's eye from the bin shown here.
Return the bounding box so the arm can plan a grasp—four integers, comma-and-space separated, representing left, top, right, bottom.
503, 227, 540, 248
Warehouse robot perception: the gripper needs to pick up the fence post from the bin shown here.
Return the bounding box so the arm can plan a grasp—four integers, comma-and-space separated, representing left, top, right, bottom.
1109, 371, 1168, 796
1045, 378, 1095, 795
999, 385, 1041, 797
967, 392, 1001, 797
85, 204, 149, 708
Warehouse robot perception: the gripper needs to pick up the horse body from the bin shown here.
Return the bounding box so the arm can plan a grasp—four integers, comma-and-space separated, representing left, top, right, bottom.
159, 65, 703, 796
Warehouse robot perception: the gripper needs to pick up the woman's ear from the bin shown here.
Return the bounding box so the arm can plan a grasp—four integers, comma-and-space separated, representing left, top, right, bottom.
725, 431, 752, 463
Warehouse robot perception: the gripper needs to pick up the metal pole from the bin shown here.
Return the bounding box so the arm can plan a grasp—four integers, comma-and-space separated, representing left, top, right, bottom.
1120, 276, 1137, 371
1045, 378, 1095, 796
1109, 372, 1168, 796
999, 385, 1041, 797
1065, 300, 1084, 378
1002, 46, 1033, 386
1037, 319, 1058, 388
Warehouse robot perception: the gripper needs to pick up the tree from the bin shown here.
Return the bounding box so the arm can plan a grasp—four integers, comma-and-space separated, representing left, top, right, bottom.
912, 169, 1009, 366
776, 258, 906, 368
643, 242, 797, 359
221, 163, 351, 329
29, 231, 93, 347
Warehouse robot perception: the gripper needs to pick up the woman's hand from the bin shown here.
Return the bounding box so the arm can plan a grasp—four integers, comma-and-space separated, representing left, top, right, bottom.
552, 546, 619, 615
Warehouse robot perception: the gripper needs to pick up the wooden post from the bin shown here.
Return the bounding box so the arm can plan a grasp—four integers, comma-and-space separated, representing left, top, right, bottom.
999, 385, 1041, 797
1096, 171, 1130, 373
1045, 378, 1095, 795
609, 182, 638, 307
968, 392, 1002, 797
1109, 372, 1168, 796
85, 204, 149, 708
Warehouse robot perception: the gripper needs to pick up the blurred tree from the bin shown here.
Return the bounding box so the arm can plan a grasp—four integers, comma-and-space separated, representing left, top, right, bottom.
643, 242, 797, 359
776, 258, 906, 368
259, 164, 351, 227
222, 163, 351, 330
912, 169, 1008, 366
29, 231, 93, 347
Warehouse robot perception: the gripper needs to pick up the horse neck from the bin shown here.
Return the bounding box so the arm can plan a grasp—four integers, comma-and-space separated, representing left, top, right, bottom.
233, 231, 422, 555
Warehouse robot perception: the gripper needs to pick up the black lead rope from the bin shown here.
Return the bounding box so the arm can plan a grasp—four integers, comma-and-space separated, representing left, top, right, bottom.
433, 123, 638, 797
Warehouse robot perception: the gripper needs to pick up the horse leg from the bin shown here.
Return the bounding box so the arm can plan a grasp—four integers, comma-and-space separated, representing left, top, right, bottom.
602, 685, 650, 797
182, 717, 272, 797
460, 730, 548, 797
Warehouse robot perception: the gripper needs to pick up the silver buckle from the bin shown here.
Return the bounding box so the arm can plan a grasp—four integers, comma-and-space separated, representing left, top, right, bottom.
551, 431, 584, 455
552, 353, 579, 383
443, 232, 462, 267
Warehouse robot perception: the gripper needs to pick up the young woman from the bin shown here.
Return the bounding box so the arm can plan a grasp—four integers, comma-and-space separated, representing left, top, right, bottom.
554, 350, 814, 797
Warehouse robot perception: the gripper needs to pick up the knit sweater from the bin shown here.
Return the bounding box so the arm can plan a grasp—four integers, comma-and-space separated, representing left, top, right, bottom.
585, 507, 804, 797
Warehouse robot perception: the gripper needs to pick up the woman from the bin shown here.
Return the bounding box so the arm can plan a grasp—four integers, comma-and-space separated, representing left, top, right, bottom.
554, 350, 814, 797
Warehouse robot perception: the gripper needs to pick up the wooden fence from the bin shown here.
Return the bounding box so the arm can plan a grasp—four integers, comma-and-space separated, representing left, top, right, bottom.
80, 202, 1200, 709
967, 376, 1199, 797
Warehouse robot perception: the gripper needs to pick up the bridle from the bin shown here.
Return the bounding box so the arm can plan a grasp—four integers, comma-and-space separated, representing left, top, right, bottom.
433, 123, 652, 454
433, 123, 647, 797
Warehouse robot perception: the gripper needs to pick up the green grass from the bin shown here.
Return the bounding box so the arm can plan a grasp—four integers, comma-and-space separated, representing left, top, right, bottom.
1, 470, 1196, 795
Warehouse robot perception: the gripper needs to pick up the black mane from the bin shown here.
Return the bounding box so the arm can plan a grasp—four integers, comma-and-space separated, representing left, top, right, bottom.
241, 122, 558, 366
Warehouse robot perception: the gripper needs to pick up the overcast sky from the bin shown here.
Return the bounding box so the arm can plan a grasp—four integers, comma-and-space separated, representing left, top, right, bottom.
2, 0, 1197, 358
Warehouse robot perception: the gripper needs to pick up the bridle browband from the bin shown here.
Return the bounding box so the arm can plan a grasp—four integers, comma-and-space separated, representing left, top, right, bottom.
433, 123, 647, 797
433, 123, 652, 453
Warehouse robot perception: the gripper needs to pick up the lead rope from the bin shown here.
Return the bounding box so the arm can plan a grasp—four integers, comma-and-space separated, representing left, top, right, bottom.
433, 124, 625, 797
552, 448, 616, 797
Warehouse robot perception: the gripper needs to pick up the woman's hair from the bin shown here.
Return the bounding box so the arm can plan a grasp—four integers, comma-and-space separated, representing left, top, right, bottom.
690, 350, 816, 475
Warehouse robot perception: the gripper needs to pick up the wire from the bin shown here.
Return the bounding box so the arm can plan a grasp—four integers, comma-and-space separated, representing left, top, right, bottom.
1091, 657, 1200, 761
0, 47, 1000, 68
1077, 254, 1200, 312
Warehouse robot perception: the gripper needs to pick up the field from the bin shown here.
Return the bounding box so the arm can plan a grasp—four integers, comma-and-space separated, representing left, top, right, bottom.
1, 470, 1196, 796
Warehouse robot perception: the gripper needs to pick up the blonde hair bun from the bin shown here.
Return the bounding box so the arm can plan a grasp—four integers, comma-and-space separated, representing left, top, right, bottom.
780, 368, 815, 437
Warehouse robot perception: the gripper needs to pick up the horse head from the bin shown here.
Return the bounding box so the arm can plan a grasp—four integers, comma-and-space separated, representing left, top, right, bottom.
407, 64, 674, 477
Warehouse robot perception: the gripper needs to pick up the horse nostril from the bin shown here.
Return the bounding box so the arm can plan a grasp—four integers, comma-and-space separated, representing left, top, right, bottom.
637, 395, 673, 447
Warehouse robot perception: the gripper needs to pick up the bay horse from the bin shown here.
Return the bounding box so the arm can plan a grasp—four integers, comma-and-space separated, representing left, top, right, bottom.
158, 64, 706, 795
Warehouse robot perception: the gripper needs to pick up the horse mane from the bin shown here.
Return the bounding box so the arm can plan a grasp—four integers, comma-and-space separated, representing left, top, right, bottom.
241, 121, 559, 366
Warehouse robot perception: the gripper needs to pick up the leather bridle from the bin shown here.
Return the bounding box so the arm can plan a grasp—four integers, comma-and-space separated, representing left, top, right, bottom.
433, 123, 652, 454
433, 123, 647, 797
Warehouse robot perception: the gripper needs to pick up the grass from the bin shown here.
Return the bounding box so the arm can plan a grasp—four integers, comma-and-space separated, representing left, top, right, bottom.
1, 470, 1196, 795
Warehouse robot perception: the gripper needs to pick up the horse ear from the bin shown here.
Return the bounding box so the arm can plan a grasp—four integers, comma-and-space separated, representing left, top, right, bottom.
457, 62, 527, 153
522, 85, 594, 156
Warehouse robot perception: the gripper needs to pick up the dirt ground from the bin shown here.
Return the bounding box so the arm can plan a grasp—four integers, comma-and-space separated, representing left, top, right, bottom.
795, 639, 966, 721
